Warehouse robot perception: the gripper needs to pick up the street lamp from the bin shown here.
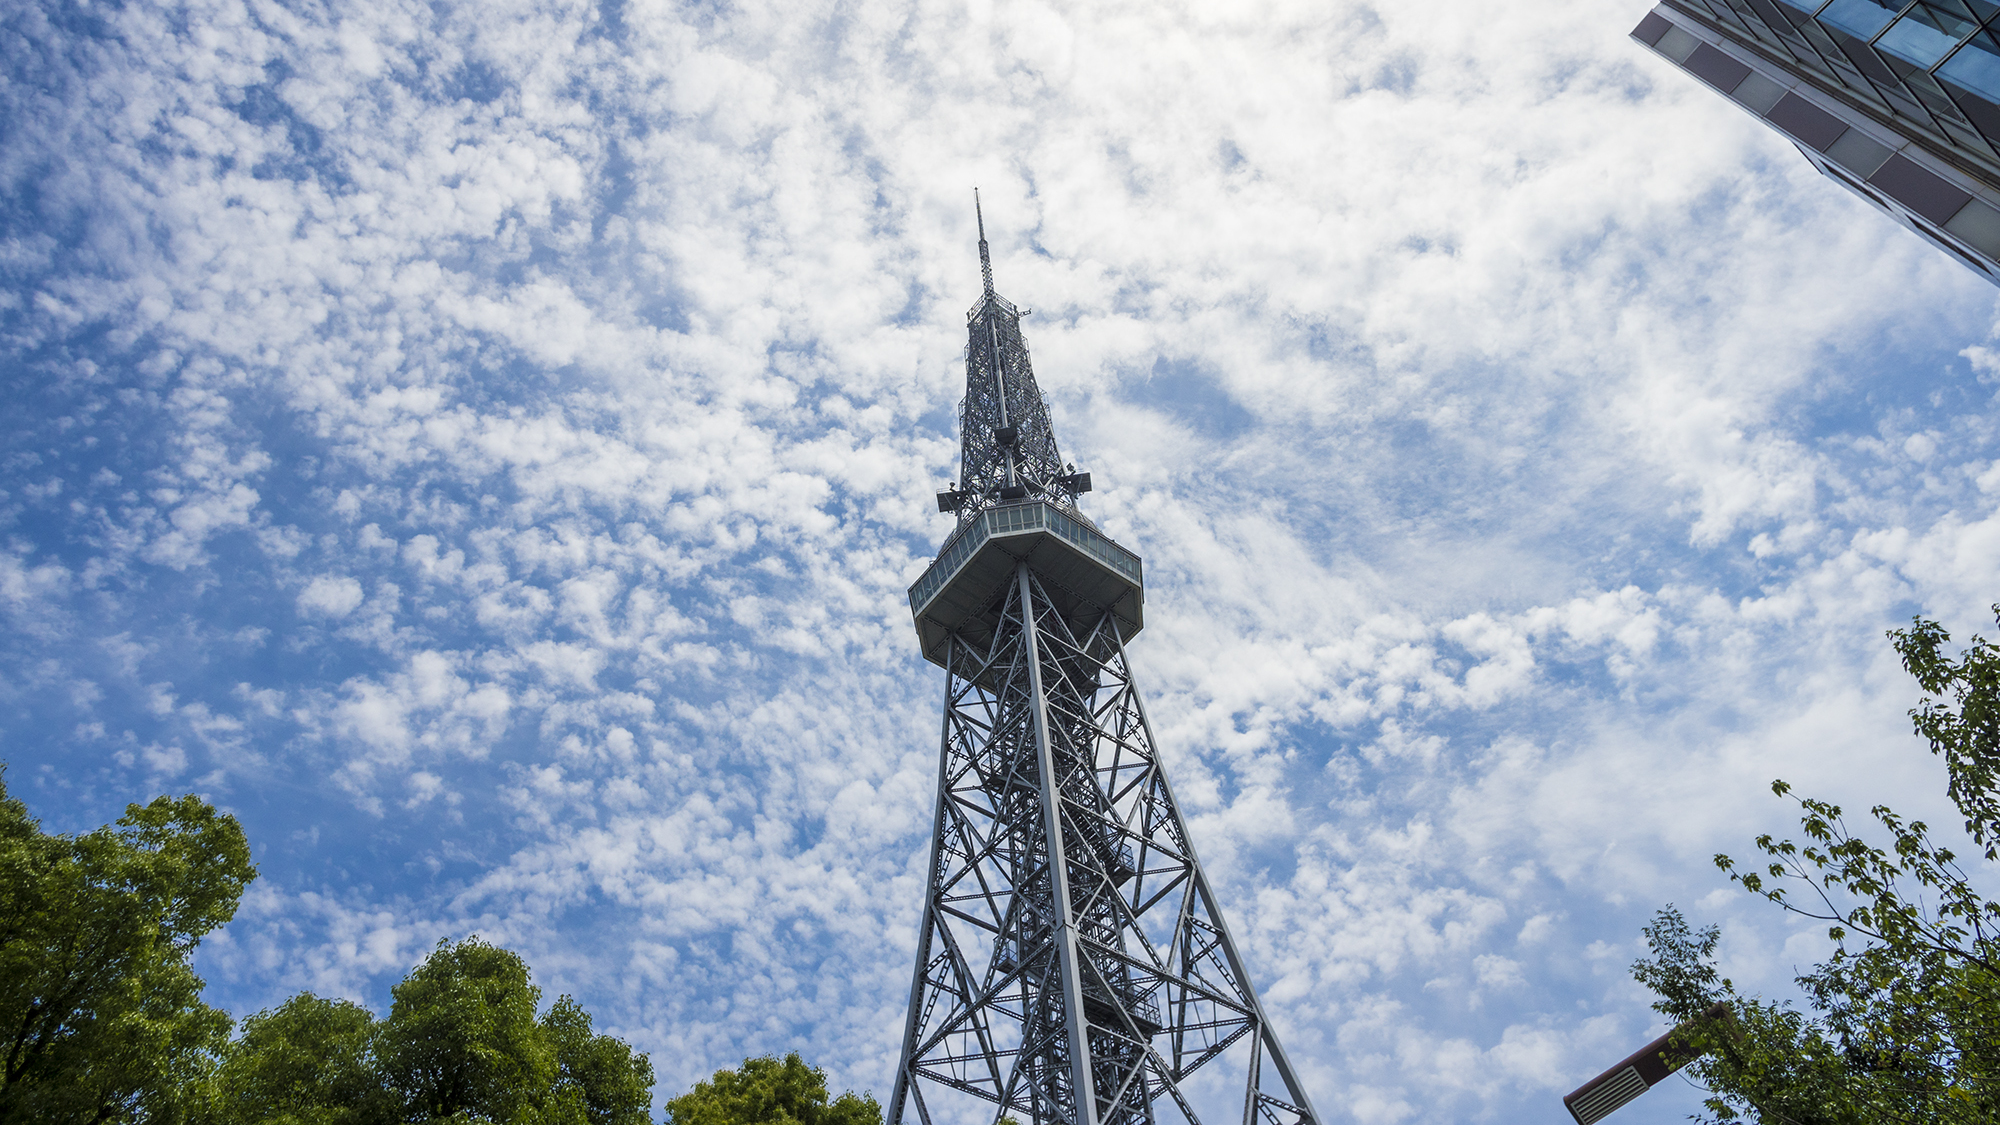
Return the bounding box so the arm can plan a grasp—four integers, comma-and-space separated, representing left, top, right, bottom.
1563, 1002, 1730, 1124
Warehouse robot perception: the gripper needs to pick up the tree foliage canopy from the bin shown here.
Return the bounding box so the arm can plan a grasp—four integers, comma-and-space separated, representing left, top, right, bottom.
379, 938, 558, 1124
0, 774, 255, 1125
0, 778, 653, 1125
664, 1054, 880, 1125
210, 993, 385, 1125
1631, 610, 2000, 1125
213, 938, 655, 1125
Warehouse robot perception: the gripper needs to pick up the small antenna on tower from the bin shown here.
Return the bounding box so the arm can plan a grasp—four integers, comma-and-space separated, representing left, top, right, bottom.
975, 188, 994, 295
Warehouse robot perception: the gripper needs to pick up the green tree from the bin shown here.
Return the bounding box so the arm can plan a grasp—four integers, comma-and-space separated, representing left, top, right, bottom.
0, 775, 652, 1124
538, 996, 654, 1125
209, 993, 386, 1125
665, 1053, 879, 1125
1631, 609, 2000, 1125
374, 937, 654, 1125
377, 938, 555, 1123
0, 775, 256, 1125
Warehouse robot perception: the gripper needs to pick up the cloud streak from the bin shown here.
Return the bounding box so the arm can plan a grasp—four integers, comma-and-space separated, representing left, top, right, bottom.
5, 0, 2000, 1122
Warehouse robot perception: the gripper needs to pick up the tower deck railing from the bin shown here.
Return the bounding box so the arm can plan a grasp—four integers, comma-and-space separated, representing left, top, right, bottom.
907, 499, 1143, 616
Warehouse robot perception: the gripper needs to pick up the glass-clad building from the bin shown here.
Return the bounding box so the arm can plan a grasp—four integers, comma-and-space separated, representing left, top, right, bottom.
1633, 0, 2000, 282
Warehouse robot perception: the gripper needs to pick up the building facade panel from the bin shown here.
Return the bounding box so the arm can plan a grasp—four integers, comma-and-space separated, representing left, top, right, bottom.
1635, 0, 2000, 283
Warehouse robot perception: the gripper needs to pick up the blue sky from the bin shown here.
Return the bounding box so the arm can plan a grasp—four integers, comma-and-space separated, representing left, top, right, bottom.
6, 0, 2000, 1121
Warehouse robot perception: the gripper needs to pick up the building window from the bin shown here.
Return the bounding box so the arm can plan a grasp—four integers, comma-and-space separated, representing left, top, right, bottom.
1904, 68, 1973, 121
1817, 0, 1913, 40
1940, 27, 2000, 101
1877, 3, 1980, 66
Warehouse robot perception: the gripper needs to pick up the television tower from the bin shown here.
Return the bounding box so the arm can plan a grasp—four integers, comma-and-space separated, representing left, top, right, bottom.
889, 196, 1322, 1125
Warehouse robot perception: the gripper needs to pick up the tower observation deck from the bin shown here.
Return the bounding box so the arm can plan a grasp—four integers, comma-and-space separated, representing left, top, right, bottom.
889, 197, 1321, 1125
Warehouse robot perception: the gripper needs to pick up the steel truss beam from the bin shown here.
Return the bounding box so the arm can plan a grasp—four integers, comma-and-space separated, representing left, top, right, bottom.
890, 563, 1320, 1125
956, 293, 1069, 517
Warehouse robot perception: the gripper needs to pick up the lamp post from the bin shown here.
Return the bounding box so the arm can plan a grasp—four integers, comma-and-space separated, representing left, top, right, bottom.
1563, 1002, 1731, 1124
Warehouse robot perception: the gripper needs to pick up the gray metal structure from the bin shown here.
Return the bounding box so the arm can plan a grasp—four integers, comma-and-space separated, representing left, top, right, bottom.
889, 199, 1321, 1125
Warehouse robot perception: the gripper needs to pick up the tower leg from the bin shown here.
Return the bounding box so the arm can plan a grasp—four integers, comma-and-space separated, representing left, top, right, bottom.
890, 637, 962, 1125
1019, 564, 1103, 1125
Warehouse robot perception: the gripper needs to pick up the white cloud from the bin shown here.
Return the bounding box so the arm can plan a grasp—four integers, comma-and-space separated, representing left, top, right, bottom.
7, 0, 2000, 1121
298, 576, 366, 619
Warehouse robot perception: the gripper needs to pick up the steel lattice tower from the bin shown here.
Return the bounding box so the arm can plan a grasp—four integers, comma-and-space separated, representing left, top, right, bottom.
890, 197, 1322, 1125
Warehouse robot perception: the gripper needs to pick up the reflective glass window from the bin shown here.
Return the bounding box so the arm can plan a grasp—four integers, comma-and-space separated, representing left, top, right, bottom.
1749, 0, 1806, 25
1930, 0, 2000, 21
1940, 29, 2000, 103
1906, 68, 1971, 118
1816, 0, 1911, 37
1941, 66, 2000, 144
1837, 27, 1909, 81
1941, 116, 1997, 156
1880, 84, 1937, 124
1800, 14, 1848, 57
1776, 0, 1827, 10
1746, 0, 1820, 54
1877, 4, 1978, 66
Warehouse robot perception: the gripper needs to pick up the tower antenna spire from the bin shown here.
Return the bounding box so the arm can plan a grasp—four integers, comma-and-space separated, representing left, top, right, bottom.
975, 188, 994, 295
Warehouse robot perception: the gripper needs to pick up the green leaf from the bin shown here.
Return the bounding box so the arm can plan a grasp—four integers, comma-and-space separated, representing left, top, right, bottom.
0, 771, 254, 1125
